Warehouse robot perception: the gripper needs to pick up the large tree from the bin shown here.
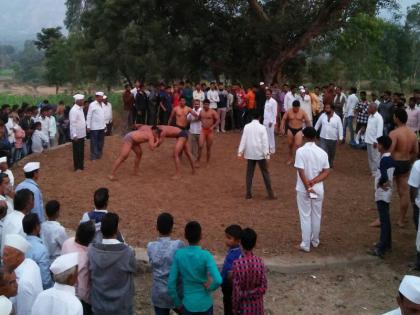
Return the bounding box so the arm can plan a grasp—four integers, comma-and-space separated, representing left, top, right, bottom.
64, 0, 396, 85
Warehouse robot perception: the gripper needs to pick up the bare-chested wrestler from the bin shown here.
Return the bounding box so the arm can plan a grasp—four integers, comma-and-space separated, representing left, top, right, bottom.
108, 126, 162, 181
168, 96, 198, 129
157, 125, 195, 178
280, 100, 312, 165
196, 99, 220, 167
389, 108, 419, 227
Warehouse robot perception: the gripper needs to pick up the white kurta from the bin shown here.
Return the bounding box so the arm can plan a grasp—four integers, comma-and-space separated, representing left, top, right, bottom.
298, 94, 313, 124
69, 104, 87, 140
263, 97, 278, 154
13, 258, 43, 315
40, 221, 68, 262
31, 283, 83, 315
295, 142, 330, 252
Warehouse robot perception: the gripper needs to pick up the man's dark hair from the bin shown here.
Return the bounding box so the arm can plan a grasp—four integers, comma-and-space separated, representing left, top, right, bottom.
225, 224, 242, 240
94, 187, 109, 209
266, 88, 272, 94
360, 91, 367, 96
409, 97, 416, 103
292, 100, 300, 107
40, 106, 50, 113
1, 104, 10, 111
394, 108, 408, 124
203, 99, 210, 104
75, 221, 96, 246
33, 121, 42, 129
124, 84, 130, 89
251, 110, 260, 120
101, 212, 119, 238
384, 90, 392, 97
0, 173, 8, 185
350, 87, 357, 94
45, 200, 60, 218
377, 135, 392, 150
180, 96, 186, 100
22, 213, 40, 234
24, 169, 38, 179
14, 189, 34, 211
185, 221, 201, 244
303, 127, 317, 139
241, 228, 257, 251
157, 212, 174, 235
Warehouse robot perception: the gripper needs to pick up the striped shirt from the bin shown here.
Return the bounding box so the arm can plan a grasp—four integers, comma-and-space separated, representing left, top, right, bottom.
232, 252, 267, 315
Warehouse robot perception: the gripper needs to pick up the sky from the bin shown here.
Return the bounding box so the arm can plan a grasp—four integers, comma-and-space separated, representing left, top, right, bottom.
380, 0, 419, 19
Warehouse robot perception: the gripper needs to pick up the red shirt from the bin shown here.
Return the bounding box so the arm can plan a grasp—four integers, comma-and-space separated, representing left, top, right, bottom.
173, 91, 180, 108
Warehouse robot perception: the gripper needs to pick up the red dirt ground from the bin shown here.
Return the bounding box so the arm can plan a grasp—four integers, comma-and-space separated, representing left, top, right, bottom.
13, 132, 417, 259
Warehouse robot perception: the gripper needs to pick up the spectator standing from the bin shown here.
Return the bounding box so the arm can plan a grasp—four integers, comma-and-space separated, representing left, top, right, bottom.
365, 103, 384, 176
217, 83, 228, 133
103, 96, 113, 136
187, 100, 202, 160
263, 89, 278, 154
406, 97, 420, 134
193, 84, 205, 107
333, 86, 346, 121
122, 84, 135, 135
86, 92, 106, 160
48, 107, 57, 147
378, 90, 394, 135
354, 91, 369, 134
207, 82, 220, 110
69, 94, 87, 172
31, 122, 49, 154
343, 87, 359, 144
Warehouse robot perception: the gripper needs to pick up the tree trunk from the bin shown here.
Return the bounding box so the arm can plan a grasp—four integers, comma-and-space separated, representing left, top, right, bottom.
262, 61, 277, 86
55, 85, 59, 94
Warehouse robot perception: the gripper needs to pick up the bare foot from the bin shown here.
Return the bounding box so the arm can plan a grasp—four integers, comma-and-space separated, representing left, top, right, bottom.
108, 175, 116, 181
369, 219, 380, 227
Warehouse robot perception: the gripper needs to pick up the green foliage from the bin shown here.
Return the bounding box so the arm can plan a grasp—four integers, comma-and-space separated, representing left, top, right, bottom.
34, 27, 64, 51
14, 41, 45, 84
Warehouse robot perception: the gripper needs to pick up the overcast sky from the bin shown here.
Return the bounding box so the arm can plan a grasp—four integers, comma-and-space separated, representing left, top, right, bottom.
380, 0, 419, 19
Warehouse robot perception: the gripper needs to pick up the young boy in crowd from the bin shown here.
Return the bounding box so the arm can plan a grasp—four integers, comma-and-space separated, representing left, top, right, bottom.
369, 135, 395, 258
147, 213, 184, 315
40, 200, 68, 263
168, 221, 222, 315
232, 228, 267, 315
221, 224, 242, 315
31, 121, 49, 153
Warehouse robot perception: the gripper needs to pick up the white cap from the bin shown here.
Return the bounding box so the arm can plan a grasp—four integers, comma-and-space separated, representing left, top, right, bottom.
259, 82, 265, 86
0, 296, 12, 315
95, 91, 104, 97
299, 85, 304, 90
0, 157, 7, 163
103, 95, 108, 100
300, 88, 306, 93
4, 234, 31, 254
399, 275, 420, 304
73, 94, 85, 101
23, 162, 40, 173
50, 253, 79, 275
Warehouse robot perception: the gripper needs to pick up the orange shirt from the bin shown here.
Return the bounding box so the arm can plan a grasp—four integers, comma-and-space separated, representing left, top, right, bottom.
246, 90, 256, 109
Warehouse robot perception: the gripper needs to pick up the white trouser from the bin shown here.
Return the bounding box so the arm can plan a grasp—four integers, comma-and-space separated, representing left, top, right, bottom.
264, 123, 275, 154
366, 143, 380, 176
296, 190, 324, 251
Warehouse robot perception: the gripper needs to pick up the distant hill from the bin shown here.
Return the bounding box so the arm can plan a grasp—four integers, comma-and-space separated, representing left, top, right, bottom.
0, 0, 66, 49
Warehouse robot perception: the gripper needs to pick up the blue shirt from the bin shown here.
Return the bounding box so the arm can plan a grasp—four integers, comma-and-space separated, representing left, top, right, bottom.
16, 179, 45, 222
147, 237, 184, 308
26, 235, 53, 289
168, 245, 222, 312
221, 246, 242, 282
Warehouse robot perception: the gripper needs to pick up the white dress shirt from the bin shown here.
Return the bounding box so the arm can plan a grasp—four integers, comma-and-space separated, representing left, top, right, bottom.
49, 116, 57, 138
365, 112, 384, 144
238, 120, 270, 160
207, 89, 220, 109
284, 91, 296, 111
409, 160, 420, 209
31, 130, 49, 153
103, 103, 113, 124
40, 221, 68, 262
263, 97, 278, 125
294, 142, 330, 194
1, 210, 25, 252
344, 93, 359, 118
12, 258, 43, 315
193, 90, 205, 106
6, 118, 16, 143
406, 107, 420, 132
86, 101, 106, 131
315, 113, 343, 141
298, 94, 313, 122
31, 283, 83, 315
187, 108, 202, 135
69, 104, 87, 139
36, 116, 50, 138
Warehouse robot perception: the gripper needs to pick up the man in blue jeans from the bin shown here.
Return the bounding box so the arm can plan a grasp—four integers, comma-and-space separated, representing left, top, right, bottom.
86, 92, 106, 160
168, 221, 222, 315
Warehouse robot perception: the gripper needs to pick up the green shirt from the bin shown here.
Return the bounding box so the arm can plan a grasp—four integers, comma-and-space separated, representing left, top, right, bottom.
168, 245, 222, 312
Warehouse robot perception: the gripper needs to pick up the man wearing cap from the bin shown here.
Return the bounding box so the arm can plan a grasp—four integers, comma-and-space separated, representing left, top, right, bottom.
31, 253, 82, 315
2, 234, 43, 315
383, 275, 420, 315
35, 107, 50, 147
0, 156, 14, 188
294, 127, 330, 252
0, 295, 13, 315
15, 162, 45, 222
86, 92, 106, 160
69, 94, 86, 172
103, 95, 113, 136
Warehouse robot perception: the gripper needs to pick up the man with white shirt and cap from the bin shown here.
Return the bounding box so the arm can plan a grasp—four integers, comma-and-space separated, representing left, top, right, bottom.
383, 275, 420, 315
294, 127, 330, 252
86, 92, 106, 160
2, 234, 43, 315
69, 94, 86, 172
0, 156, 14, 188
15, 162, 44, 222
31, 252, 83, 315
263, 89, 278, 154
238, 111, 275, 200
0, 295, 13, 315
103, 95, 113, 136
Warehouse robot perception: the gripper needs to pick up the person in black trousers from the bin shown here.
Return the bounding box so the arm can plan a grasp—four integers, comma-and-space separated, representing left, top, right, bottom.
69, 94, 87, 171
